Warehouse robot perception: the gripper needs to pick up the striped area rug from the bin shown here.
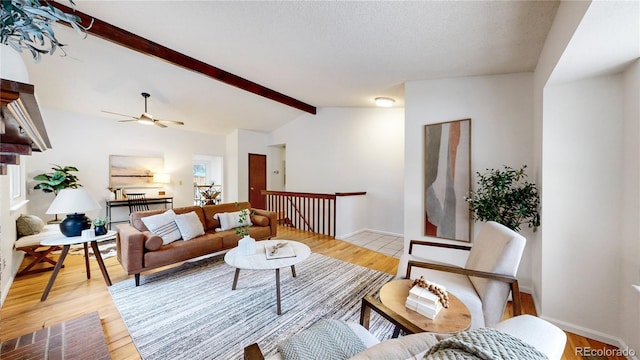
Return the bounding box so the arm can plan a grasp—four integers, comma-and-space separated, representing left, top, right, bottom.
109, 252, 395, 359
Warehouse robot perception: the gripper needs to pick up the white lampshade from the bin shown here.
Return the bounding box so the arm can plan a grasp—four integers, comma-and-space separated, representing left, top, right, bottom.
153, 173, 171, 184
46, 188, 101, 214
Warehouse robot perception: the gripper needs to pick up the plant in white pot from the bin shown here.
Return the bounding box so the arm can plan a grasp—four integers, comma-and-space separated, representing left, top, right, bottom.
465, 165, 540, 232
235, 203, 256, 256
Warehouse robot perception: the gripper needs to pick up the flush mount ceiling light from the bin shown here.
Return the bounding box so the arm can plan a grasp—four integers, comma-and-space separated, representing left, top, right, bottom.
375, 97, 395, 107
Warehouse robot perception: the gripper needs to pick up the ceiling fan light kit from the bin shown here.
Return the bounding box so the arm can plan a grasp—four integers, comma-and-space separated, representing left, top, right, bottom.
102, 92, 184, 128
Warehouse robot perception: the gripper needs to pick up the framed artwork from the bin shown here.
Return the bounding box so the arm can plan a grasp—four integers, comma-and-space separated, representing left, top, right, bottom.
424, 118, 471, 242
109, 155, 164, 188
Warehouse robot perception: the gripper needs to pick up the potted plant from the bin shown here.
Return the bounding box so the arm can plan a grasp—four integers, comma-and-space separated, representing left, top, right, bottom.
33, 164, 81, 194
92, 217, 109, 236
1, 0, 93, 62
465, 165, 540, 232
235, 202, 255, 255
34, 164, 82, 222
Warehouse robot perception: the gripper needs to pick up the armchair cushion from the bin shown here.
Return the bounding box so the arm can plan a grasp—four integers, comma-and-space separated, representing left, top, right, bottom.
493, 314, 566, 360
400, 253, 485, 329
464, 221, 525, 327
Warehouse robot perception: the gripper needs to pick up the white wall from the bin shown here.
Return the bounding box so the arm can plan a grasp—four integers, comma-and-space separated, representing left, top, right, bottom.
542, 75, 625, 344
268, 107, 405, 235
404, 73, 535, 289
531, 0, 591, 315
27, 108, 226, 222
0, 45, 31, 305
621, 58, 640, 357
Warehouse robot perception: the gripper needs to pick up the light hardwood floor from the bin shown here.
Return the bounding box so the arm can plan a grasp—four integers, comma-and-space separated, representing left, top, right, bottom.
0, 227, 626, 359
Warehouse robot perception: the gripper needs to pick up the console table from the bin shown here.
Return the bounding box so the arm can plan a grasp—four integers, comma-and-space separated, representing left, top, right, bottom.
106, 196, 173, 229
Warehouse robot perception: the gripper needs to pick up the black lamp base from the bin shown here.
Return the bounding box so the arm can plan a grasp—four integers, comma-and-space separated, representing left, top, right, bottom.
59, 213, 92, 237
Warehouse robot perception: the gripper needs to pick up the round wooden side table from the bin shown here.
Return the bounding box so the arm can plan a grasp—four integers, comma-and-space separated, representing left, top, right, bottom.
379, 279, 472, 334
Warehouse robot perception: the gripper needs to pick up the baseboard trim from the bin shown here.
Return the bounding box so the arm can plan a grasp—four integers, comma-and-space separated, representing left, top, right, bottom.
540, 315, 638, 359
338, 228, 404, 240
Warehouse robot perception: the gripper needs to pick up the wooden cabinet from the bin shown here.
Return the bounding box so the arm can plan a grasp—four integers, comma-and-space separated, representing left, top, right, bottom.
0, 79, 51, 174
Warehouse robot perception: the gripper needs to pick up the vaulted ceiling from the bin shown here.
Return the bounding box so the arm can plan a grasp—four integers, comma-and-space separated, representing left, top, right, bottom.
21, 1, 560, 135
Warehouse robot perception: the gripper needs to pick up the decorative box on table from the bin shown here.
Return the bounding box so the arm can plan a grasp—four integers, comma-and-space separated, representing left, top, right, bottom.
405, 283, 446, 319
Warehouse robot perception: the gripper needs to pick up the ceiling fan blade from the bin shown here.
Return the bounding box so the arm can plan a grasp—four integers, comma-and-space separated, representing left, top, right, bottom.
153, 122, 168, 128
101, 110, 138, 118
118, 119, 139, 123
155, 119, 185, 126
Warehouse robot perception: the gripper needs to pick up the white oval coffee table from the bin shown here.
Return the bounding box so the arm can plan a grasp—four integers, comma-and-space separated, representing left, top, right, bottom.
224, 240, 311, 315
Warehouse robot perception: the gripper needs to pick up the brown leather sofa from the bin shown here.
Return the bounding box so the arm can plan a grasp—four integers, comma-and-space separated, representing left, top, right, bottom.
116, 201, 276, 286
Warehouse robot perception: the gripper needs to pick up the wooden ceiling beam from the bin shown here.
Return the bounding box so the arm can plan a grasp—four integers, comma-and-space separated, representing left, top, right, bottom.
51, 3, 317, 115
0, 143, 32, 155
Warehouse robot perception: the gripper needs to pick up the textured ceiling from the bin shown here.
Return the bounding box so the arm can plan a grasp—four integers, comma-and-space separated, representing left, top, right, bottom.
21, 1, 560, 135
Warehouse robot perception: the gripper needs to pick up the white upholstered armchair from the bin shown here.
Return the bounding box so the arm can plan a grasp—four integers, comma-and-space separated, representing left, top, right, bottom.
397, 221, 526, 329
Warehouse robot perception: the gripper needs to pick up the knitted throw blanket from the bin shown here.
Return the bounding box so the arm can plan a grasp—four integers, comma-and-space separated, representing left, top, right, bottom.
279, 319, 367, 360
423, 328, 548, 360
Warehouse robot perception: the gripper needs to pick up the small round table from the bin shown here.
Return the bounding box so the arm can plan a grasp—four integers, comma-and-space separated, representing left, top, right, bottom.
224, 240, 311, 315
40, 230, 117, 301
380, 279, 472, 334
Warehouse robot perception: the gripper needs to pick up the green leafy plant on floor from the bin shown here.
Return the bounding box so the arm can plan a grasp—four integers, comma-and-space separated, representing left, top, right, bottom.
33, 164, 81, 194
0, 0, 93, 62
465, 165, 540, 232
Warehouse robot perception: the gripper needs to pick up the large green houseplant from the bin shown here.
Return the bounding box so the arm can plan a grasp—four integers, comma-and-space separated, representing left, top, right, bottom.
33, 164, 81, 194
465, 165, 540, 232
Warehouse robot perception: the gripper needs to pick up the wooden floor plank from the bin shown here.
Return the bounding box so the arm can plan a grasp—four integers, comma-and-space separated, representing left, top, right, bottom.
0, 226, 625, 359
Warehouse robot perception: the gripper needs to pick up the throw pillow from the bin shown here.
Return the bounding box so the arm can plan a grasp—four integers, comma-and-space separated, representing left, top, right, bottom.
141, 209, 181, 245
279, 319, 366, 360
215, 210, 253, 231
251, 214, 269, 227
174, 211, 205, 241
16, 214, 45, 237
142, 231, 163, 251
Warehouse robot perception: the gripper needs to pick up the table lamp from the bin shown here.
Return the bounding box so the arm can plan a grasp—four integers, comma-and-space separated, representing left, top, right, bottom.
46, 188, 101, 237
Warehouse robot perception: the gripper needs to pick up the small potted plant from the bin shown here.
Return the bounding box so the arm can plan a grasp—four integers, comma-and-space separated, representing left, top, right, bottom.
92, 217, 110, 236
235, 203, 255, 255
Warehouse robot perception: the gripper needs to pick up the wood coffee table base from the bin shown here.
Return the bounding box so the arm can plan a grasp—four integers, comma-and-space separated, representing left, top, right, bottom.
231, 265, 297, 315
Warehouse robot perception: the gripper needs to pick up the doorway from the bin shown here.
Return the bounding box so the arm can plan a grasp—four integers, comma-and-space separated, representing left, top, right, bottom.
193, 155, 223, 205
248, 153, 266, 209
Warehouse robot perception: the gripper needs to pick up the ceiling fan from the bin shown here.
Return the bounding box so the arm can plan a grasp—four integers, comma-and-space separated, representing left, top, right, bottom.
102, 92, 184, 128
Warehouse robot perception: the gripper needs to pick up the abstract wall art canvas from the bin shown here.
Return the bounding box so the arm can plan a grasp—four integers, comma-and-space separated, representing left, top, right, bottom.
109, 155, 164, 188
424, 119, 471, 242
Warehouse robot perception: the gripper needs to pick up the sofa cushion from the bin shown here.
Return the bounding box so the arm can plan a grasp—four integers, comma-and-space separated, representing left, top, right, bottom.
143, 233, 223, 269
143, 231, 163, 251
251, 214, 269, 227
141, 209, 181, 245
215, 210, 253, 231
16, 214, 45, 237
174, 211, 205, 240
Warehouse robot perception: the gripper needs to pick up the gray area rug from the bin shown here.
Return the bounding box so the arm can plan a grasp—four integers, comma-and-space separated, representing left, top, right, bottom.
109, 252, 395, 359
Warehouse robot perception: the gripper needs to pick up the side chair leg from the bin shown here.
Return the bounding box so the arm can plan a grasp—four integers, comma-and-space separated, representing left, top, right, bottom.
135, 273, 140, 286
